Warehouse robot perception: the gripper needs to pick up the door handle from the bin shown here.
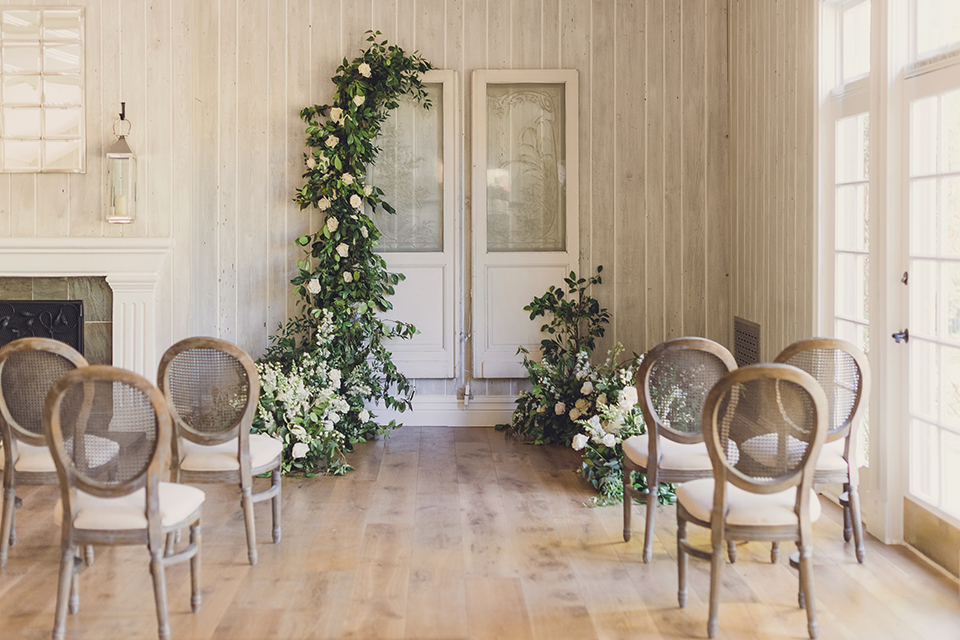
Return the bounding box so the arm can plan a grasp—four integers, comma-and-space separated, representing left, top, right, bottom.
892, 328, 909, 343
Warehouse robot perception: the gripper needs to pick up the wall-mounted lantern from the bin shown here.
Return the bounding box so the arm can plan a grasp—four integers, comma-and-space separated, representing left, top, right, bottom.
106, 103, 136, 224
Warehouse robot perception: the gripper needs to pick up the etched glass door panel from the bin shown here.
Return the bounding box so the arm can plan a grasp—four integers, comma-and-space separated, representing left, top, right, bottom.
369, 83, 443, 253
367, 70, 457, 378
486, 83, 566, 252
472, 70, 579, 378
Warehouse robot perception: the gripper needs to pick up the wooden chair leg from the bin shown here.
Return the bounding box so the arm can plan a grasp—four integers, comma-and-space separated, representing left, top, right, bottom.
677, 513, 688, 608
1, 487, 15, 567
190, 522, 202, 613
271, 470, 281, 544
52, 546, 74, 640
150, 551, 171, 640
241, 486, 257, 565
842, 482, 853, 543
643, 482, 658, 563
708, 542, 724, 639
771, 541, 780, 563
164, 531, 176, 556
622, 467, 633, 542
848, 483, 866, 563
727, 539, 738, 563
83, 545, 94, 566
69, 565, 79, 614
798, 541, 819, 639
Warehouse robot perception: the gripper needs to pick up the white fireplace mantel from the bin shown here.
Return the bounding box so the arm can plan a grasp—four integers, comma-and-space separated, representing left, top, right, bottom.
0, 237, 174, 377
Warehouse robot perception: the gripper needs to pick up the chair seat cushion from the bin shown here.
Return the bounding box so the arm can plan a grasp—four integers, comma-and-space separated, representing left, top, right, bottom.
622, 434, 713, 472
740, 434, 848, 472
677, 478, 822, 527
55, 482, 205, 531
0, 436, 119, 473
179, 433, 282, 472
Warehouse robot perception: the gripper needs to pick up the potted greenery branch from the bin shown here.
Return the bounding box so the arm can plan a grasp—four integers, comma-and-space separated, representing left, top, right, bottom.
254, 32, 433, 475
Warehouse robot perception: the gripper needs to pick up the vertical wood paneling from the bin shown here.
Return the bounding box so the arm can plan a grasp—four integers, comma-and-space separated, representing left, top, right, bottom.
730, 0, 818, 361
615, 0, 645, 354
2, 0, 819, 391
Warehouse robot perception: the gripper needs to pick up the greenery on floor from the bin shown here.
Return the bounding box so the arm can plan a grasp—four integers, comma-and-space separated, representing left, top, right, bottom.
496, 268, 675, 506
253, 32, 433, 476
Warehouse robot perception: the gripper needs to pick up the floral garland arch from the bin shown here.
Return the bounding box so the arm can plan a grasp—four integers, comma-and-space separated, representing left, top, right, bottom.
254, 32, 433, 475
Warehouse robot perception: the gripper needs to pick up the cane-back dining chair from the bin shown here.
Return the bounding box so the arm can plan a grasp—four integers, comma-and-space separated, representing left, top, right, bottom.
773, 337, 870, 563
158, 337, 281, 566
622, 337, 738, 563
676, 364, 829, 639
44, 365, 204, 640
0, 337, 92, 568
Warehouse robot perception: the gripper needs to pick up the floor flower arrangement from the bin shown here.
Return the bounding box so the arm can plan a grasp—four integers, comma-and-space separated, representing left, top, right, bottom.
254, 32, 433, 475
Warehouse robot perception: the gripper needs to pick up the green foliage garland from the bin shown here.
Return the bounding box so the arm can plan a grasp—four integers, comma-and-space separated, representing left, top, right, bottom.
254, 32, 433, 475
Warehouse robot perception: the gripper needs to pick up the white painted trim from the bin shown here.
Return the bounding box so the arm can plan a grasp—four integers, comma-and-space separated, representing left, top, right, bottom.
0, 237, 174, 378
370, 394, 518, 427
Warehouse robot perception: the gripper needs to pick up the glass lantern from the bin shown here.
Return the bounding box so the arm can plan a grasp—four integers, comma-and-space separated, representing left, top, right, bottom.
106, 106, 136, 224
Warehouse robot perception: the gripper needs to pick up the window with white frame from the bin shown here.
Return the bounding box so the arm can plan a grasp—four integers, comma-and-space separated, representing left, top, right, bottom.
0, 7, 84, 172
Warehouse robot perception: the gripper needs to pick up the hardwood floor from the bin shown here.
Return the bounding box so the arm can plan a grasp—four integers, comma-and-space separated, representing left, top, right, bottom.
1, 426, 958, 639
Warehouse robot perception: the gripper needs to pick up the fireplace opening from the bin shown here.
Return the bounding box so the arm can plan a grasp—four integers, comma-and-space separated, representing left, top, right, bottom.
0, 300, 84, 354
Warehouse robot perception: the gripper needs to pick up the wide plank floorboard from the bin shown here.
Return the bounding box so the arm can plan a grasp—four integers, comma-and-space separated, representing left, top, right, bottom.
1, 426, 958, 639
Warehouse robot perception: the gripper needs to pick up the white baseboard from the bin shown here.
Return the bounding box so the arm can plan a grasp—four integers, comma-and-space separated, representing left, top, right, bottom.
370, 395, 519, 427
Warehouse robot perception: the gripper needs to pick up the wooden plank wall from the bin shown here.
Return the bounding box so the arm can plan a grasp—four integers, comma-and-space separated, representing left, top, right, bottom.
1, 0, 817, 395
729, 0, 819, 361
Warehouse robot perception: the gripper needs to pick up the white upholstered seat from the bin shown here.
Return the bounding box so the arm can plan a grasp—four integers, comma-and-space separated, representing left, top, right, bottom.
677, 478, 822, 527
179, 433, 283, 473
622, 435, 712, 471
55, 483, 206, 531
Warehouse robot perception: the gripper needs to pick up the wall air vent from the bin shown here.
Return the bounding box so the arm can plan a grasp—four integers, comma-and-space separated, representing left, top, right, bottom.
733, 316, 760, 367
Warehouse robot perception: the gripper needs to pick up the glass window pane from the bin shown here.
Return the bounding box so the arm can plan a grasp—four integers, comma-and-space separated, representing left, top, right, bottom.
944, 262, 960, 343
942, 429, 960, 518
43, 75, 81, 106
42, 10, 81, 42
43, 107, 79, 136
2, 75, 40, 105
942, 89, 960, 174
915, 0, 960, 58
842, 1, 871, 82
3, 106, 40, 137
370, 84, 443, 253
1, 10, 40, 41
835, 253, 869, 321
911, 96, 938, 177
835, 319, 869, 357
910, 259, 938, 337
486, 83, 566, 252
911, 339, 940, 423
836, 184, 869, 252
2, 43, 40, 74
943, 344, 960, 429
944, 176, 960, 257
43, 139, 80, 170
2, 138, 40, 169
43, 43, 80, 74
910, 178, 938, 256
910, 419, 940, 504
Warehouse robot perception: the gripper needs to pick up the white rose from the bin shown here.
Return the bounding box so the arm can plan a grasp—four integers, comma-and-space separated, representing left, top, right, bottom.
306, 156, 316, 169
536, 405, 546, 414
343, 271, 353, 283
350, 194, 362, 208
359, 409, 370, 422
360, 226, 368, 238
571, 433, 589, 451
330, 369, 342, 386
358, 62, 371, 78
318, 198, 331, 212
619, 386, 639, 408
325, 134, 338, 148
353, 95, 365, 106
554, 402, 566, 416
602, 433, 617, 448
575, 398, 589, 411
586, 415, 602, 431
569, 408, 581, 421
306, 278, 321, 294
326, 216, 338, 232
597, 393, 607, 406
329, 107, 343, 123
329, 412, 340, 424
341, 173, 354, 185
336, 243, 349, 258
581, 381, 594, 395
292, 442, 309, 459
364, 185, 373, 196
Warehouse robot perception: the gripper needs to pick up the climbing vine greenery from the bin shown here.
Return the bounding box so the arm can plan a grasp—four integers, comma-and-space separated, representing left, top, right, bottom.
253, 32, 433, 476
